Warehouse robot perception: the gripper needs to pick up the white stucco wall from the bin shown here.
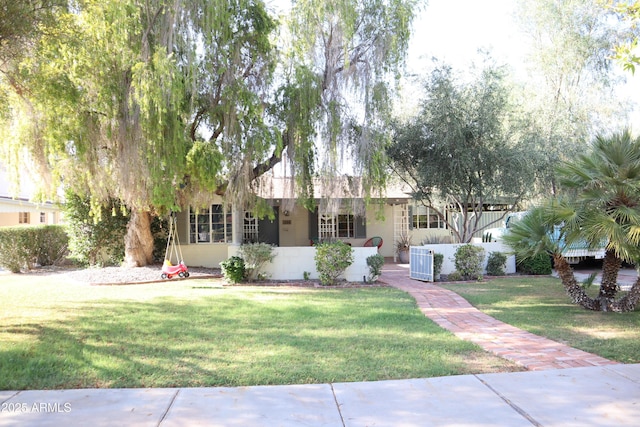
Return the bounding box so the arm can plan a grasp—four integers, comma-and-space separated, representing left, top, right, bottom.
228, 245, 378, 282
421, 242, 515, 275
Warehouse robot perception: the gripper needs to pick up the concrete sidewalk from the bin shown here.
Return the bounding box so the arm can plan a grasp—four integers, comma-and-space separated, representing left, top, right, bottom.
1, 364, 639, 426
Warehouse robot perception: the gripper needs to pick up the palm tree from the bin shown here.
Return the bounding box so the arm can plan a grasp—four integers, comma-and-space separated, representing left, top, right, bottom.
505, 130, 640, 312
503, 204, 601, 311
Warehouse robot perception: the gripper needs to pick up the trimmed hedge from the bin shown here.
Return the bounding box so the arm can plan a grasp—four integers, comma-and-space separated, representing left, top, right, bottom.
517, 253, 552, 275
0, 225, 68, 273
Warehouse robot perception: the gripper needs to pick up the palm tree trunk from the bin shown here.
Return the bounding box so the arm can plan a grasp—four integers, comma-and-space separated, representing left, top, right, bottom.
553, 254, 600, 311
598, 249, 622, 311
610, 277, 640, 312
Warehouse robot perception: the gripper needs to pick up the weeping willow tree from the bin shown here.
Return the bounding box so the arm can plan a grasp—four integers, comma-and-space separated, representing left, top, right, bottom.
0, 0, 421, 266
282, 0, 420, 210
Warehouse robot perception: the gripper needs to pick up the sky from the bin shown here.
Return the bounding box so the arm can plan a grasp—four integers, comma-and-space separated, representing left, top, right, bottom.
405, 0, 640, 126
408, 0, 526, 73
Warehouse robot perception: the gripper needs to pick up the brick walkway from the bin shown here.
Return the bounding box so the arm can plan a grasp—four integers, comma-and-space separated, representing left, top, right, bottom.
380, 264, 620, 371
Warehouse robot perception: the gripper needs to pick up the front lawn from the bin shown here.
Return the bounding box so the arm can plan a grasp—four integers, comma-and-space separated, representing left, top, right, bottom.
0, 272, 519, 390
439, 276, 640, 363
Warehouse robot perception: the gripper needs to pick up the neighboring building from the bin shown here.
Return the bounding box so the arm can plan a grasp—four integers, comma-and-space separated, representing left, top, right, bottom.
0, 164, 63, 227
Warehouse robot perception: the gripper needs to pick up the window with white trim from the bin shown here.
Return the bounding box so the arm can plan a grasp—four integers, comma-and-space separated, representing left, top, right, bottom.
319, 214, 336, 239
189, 205, 232, 244
243, 211, 259, 243
40, 212, 46, 223
412, 205, 445, 229
318, 212, 366, 239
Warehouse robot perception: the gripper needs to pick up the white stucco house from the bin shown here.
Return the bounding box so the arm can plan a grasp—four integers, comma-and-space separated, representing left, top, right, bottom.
0, 164, 63, 227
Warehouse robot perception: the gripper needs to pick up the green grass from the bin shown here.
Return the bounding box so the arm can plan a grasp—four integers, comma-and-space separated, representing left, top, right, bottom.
0, 273, 518, 390
439, 276, 640, 363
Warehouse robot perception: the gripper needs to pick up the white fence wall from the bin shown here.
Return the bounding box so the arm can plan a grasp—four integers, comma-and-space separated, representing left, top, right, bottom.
451, 211, 508, 239
420, 242, 515, 275
228, 246, 378, 282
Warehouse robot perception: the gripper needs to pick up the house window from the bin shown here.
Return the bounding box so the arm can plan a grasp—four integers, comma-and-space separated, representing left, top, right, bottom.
243, 211, 259, 243
319, 213, 366, 239
412, 205, 445, 229
337, 214, 355, 238
40, 212, 46, 223
319, 214, 336, 239
19, 212, 29, 224
189, 204, 232, 244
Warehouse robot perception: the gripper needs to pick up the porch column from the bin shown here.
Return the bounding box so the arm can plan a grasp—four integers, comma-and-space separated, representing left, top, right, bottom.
232, 205, 243, 245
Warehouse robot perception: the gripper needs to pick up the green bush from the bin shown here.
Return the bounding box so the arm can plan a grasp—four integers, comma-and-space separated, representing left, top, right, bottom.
238, 243, 275, 281
433, 252, 444, 278
454, 244, 485, 281
486, 251, 507, 276
0, 226, 35, 272
446, 271, 463, 281
517, 253, 552, 275
220, 256, 246, 283
151, 216, 170, 263
366, 253, 385, 282
63, 192, 129, 266
0, 225, 68, 273
33, 225, 69, 266
314, 241, 354, 285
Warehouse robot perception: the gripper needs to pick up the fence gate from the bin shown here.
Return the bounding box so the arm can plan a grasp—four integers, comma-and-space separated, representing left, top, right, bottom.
409, 247, 434, 282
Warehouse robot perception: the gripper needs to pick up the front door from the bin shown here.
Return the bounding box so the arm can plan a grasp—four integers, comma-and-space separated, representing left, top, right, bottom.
258, 206, 279, 246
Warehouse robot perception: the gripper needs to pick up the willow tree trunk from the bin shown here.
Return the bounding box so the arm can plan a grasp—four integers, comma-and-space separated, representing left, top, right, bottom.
124, 209, 155, 267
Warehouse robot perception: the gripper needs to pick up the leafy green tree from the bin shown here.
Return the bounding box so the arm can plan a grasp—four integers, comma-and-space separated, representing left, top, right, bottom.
0, 0, 421, 266
516, 0, 630, 193
0, 0, 62, 67
505, 130, 640, 312
606, 0, 640, 73
387, 62, 541, 243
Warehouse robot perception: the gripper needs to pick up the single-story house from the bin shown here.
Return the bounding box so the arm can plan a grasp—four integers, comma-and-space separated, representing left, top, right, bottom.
0, 196, 62, 227
172, 176, 459, 273
0, 164, 63, 227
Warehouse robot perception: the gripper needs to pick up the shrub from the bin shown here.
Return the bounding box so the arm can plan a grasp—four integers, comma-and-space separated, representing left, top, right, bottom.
238, 243, 275, 281
446, 271, 463, 281
453, 244, 485, 281
64, 192, 129, 266
486, 251, 507, 276
220, 256, 246, 283
0, 226, 36, 272
366, 253, 385, 282
517, 253, 552, 275
420, 235, 454, 244
151, 216, 170, 263
0, 225, 68, 272
433, 252, 444, 278
315, 241, 354, 285
33, 225, 69, 266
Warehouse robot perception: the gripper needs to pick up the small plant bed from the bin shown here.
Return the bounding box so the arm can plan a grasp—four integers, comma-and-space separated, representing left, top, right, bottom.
439, 276, 640, 363
225, 278, 389, 288
62, 265, 222, 285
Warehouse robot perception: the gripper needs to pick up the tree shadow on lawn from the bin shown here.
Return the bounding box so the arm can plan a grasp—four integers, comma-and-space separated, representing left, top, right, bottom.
0, 292, 522, 390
